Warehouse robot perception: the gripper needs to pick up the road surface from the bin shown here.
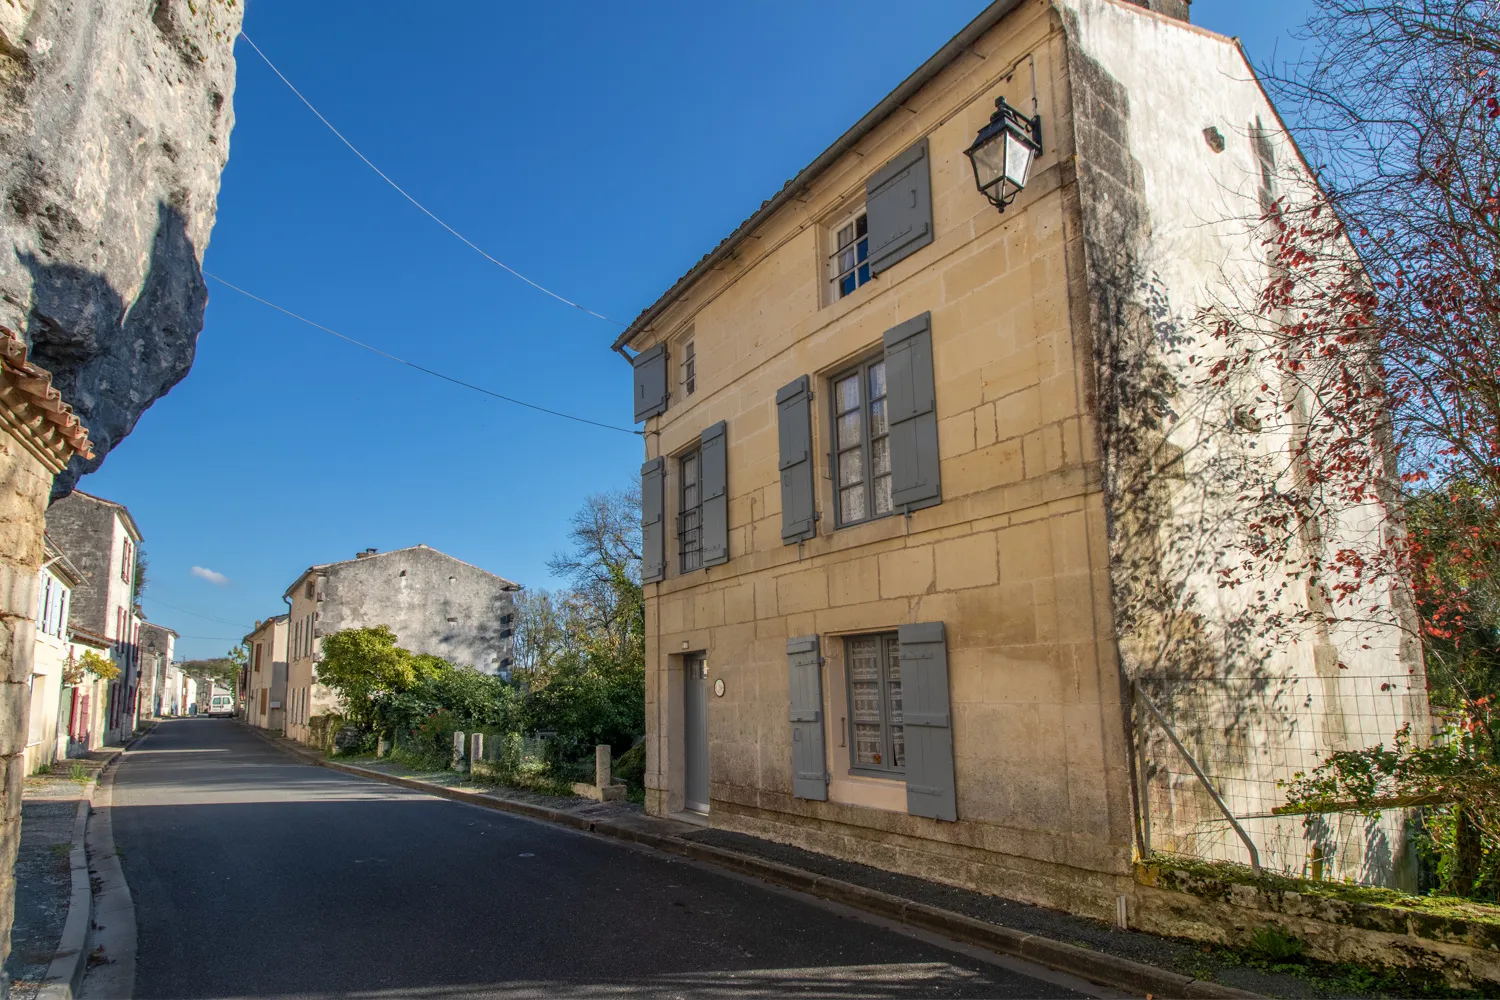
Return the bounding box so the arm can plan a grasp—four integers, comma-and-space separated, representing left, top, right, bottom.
100, 718, 1107, 999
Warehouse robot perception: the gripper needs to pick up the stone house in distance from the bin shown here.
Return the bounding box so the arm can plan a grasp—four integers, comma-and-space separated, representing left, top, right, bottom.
282, 545, 520, 746
46, 489, 144, 744
619, 0, 1422, 922
243, 614, 288, 731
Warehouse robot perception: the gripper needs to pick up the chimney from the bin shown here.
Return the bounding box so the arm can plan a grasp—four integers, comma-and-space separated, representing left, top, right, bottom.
356, 547, 378, 559
1129, 0, 1190, 20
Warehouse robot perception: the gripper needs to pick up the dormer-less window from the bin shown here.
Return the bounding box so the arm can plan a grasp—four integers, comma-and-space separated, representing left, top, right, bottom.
681, 341, 696, 397
679, 448, 703, 573
830, 211, 870, 300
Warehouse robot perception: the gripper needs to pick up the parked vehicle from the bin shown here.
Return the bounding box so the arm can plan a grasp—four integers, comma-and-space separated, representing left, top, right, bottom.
206, 688, 235, 718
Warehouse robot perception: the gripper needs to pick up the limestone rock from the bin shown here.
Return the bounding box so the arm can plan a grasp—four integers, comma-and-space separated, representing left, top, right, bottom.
0, 0, 242, 494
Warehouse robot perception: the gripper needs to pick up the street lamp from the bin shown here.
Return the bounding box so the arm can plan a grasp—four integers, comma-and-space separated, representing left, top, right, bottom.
964, 96, 1043, 212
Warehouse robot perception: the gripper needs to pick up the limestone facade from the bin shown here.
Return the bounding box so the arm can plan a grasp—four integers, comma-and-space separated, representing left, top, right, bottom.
282, 545, 520, 746
0, 330, 90, 988
619, 0, 1420, 919
244, 615, 288, 731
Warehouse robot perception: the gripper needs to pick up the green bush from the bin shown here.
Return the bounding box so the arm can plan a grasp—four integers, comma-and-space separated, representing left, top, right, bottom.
614, 741, 645, 793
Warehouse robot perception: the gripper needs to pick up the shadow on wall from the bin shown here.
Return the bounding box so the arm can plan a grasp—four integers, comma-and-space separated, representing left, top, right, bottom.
20, 201, 206, 497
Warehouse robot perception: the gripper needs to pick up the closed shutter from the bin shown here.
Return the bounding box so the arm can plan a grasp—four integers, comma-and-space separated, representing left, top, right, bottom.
866, 137, 933, 276
777, 376, 817, 543
884, 312, 941, 512
899, 622, 956, 821
787, 635, 828, 801
700, 420, 728, 566
641, 457, 666, 582
633, 343, 669, 421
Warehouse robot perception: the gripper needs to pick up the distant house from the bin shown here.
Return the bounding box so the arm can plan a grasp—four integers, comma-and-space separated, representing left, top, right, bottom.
60, 626, 113, 755
27, 534, 83, 773
281, 545, 520, 746
45, 490, 143, 743
138, 622, 177, 721
243, 615, 288, 731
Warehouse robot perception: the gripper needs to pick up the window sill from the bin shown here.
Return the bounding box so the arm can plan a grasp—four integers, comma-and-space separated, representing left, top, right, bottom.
847, 766, 905, 782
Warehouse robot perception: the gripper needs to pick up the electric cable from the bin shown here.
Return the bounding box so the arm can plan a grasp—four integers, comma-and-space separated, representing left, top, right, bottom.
144, 597, 252, 629
238, 32, 621, 326
204, 273, 641, 435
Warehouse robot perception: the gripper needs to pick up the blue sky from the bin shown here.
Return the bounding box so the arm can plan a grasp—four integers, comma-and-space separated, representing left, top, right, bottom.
82, 0, 1316, 660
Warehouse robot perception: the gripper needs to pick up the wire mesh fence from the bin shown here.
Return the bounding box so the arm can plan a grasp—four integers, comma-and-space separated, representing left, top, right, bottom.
1136, 668, 1432, 889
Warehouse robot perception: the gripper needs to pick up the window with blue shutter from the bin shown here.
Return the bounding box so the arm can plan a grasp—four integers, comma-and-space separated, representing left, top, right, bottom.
777, 376, 817, 543
866, 138, 933, 276
787, 635, 829, 801
633, 343, 669, 422
898, 622, 956, 821
641, 457, 666, 583
700, 421, 728, 566
884, 312, 941, 512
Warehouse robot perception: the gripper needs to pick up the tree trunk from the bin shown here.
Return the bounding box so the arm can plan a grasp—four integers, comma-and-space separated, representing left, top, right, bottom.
1450, 803, 1483, 898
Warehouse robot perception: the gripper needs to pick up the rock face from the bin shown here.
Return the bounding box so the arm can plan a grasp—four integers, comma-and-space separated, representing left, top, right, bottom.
0, 0, 242, 494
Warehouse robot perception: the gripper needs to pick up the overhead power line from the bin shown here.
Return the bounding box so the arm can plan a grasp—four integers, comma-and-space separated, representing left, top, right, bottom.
238, 32, 620, 326
146, 597, 252, 629
204, 273, 641, 436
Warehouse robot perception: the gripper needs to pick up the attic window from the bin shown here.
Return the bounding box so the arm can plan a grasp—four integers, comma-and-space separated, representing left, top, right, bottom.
305, 581, 314, 599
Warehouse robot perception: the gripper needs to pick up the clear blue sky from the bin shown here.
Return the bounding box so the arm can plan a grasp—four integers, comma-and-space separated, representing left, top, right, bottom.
81, 0, 1315, 660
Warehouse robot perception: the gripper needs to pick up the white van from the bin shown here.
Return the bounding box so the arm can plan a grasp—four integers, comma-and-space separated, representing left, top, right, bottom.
207, 693, 235, 718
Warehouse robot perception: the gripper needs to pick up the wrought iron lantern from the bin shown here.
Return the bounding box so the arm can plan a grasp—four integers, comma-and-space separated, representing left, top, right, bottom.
964, 96, 1043, 212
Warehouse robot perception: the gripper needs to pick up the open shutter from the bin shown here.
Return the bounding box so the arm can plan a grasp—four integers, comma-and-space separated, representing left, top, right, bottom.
777, 376, 817, 543
899, 622, 956, 821
700, 420, 728, 566
884, 312, 941, 512
787, 635, 828, 801
633, 344, 669, 422
866, 137, 933, 276
641, 457, 666, 583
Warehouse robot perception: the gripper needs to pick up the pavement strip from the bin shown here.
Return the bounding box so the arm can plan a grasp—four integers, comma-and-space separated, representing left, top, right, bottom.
244, 724, 1262, 1000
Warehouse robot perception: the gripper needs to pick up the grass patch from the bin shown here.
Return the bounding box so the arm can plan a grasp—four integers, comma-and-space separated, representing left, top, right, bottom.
1142, 856, 1500, 928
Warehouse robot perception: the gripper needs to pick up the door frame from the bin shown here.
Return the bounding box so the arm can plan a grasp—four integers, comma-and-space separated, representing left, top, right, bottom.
682, 651, 710, 814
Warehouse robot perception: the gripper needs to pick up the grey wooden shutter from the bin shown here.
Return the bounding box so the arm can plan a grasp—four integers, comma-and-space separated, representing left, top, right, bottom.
777, 376, 817, 543
633, 344, 669, 422
700, 420, 728, 567
640, 457, 666, 582
884, 312, 941, 512
787, 635, 828, 801
866, 137, 933, 276
899, 622, 956, 821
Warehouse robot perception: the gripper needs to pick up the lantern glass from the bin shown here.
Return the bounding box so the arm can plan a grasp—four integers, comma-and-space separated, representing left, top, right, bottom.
1003, 131, 1034, 188
968, 131, 1007, 192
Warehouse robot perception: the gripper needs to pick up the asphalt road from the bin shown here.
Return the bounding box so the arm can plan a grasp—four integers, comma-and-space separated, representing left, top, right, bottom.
103, 719, 1106, 999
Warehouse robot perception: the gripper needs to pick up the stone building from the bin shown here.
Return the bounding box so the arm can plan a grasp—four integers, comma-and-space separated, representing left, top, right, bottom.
26, 535, 85, 774
0, 333, 92, 984
46, 490, 144, 744
138, 622, 178, 721
282, 545, 520, 746
244, 615, 288, 731
618, 0, 1423, 921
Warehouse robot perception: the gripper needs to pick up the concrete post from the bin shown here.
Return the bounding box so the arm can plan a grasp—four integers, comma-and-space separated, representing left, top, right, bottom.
452, 731, 466, 771
596, 744, 612, 789
376, 735, 390, 758
470, 732, 483, 767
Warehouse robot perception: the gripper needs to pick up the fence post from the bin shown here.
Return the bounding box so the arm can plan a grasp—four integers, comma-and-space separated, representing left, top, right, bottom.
1135, 684, 1152, 860
471, 732, 484, 768
595, 744, 612, 788
377, 734, 390, 758
453, 730, 466, 771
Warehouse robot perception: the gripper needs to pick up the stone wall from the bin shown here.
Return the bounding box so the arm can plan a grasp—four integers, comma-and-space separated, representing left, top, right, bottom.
0, 0, 242, 494
0, 433, 65, 989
